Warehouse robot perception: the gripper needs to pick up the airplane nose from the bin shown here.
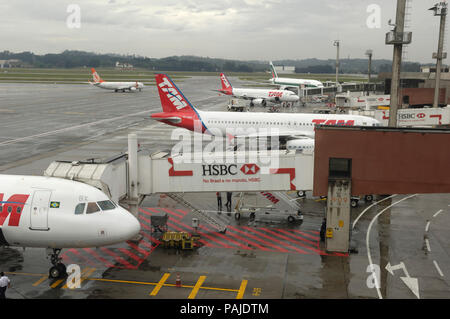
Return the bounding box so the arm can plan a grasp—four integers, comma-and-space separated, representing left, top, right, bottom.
119, 209, 141, 240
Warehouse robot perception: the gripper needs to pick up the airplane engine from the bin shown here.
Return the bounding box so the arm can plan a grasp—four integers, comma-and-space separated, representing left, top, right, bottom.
251, 98, 264, 105
130, 87, 137, 91
286, 138, 315, 152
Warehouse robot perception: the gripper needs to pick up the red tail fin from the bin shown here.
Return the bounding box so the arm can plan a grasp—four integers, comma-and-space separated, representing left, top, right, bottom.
155, 74, 196, 114
220, 73, 233, 94
91, 68, 103, 83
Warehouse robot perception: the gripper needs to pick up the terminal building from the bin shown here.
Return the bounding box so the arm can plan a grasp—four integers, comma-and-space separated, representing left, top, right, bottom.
378, 70, 450, 107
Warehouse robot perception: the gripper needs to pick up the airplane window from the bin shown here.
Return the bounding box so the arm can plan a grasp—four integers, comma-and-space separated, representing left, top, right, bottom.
97, 200, 116, 211
7, 207, 12, 213
86, 202, 100, 214
75, 203, 85, 215
17, 207, 22, 214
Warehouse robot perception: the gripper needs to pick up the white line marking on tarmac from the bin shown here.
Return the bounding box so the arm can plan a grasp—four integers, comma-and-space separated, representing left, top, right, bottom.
425, 239, 431, 252
366, 194, 417, 299
433, 260, 445, 277
352, 194, 397, 229
433, 209, 443, 218
0, 110, 149, 146
425, 221, 431, 232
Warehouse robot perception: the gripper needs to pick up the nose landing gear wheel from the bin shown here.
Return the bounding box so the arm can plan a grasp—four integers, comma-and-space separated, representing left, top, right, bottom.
48, 248, 67, 278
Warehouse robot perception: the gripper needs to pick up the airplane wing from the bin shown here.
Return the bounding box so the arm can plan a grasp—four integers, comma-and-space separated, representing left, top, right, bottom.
234, 130, 314, 140
150, 116, 182, 124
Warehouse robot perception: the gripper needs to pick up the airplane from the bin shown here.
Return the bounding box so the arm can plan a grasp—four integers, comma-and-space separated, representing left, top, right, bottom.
0, 174, 141, 278
150, 74, 380, 150
217, 73, 299, 107
89, 68, 144, 92
268, 61, 324, 89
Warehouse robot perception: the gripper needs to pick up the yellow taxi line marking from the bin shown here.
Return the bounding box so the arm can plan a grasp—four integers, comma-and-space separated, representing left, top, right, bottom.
80, 268, 96, 285
5, 272, 45, 277
188, 276, 206, 299
236, 280, 248, 299
150, 273, 171, 296
50, 279, 65, 289
6, 271, 241, 294
32, 275, 48, 287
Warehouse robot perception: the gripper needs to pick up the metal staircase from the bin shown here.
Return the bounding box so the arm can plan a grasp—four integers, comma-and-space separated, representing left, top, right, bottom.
166, 193, 228, 233
274, 192, 302, 210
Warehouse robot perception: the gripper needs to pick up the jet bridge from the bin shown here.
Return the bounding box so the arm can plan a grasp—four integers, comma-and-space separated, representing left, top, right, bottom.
44, 134, 315, 232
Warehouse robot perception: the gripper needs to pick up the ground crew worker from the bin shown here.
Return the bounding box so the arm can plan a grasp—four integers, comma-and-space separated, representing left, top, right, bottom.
320, 218, 326, 242
216, 192, 222, 211
0, 272, 11, 299
226, 192, 232, 212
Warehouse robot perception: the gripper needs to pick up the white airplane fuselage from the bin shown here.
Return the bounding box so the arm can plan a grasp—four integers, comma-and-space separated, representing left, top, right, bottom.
157, 109, 380, 139
0, 175, 141, 248
269, 77, 324, 88
229, 88, 299, 103
94, 81, 144, 91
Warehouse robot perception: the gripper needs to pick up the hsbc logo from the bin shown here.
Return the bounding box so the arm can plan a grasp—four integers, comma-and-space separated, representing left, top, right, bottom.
159, 77, 188, 110
202, 163, 260, 176
0, 193, 30, 227
241, 164, 260, 175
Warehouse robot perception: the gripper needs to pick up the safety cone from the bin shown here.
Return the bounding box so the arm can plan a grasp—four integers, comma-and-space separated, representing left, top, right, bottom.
176, 273, 181, 288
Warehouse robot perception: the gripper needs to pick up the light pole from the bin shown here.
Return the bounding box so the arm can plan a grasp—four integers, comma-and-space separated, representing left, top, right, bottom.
333, 40, 340, 86
366, 50, 373, 96
429, 2, 448, 108
385, 0, 411, 127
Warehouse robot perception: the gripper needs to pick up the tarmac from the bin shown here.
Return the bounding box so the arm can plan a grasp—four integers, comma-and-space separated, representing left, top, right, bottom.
0, 77, 450, 299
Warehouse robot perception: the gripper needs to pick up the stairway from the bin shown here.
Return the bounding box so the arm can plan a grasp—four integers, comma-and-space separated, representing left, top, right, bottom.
166, 193, 228, 233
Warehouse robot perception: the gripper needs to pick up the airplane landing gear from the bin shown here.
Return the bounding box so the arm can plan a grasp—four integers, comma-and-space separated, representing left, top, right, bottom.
48, 248, 66, 279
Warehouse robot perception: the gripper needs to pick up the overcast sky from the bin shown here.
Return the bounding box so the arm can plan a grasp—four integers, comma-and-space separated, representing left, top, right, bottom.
0, 0, 447, 63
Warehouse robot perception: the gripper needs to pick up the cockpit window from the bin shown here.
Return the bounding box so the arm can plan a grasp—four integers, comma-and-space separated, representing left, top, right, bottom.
97, 200, 116, 211
75, 203, 85, 215
86, 202, 100, 214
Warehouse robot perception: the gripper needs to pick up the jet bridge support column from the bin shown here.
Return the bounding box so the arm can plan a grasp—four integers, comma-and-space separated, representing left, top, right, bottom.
126, 133, 140, 218
325, 158, 352, 253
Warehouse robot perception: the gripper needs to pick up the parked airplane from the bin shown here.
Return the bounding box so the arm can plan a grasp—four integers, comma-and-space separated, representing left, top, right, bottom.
0, 174, 141, 278
89, 68, 144, 92
268, 61, 324, 89
218, 73, 299, 107
151, 74, 380, 150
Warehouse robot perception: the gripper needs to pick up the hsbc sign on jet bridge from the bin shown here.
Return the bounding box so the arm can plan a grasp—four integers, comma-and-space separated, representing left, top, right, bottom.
144, 150, 314, 194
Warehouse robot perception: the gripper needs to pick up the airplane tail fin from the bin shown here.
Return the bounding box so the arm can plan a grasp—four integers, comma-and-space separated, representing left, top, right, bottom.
269, 61, 278, 79
219, 73, 233, 94
91, 68, 104, 83
155, 74, 197, 114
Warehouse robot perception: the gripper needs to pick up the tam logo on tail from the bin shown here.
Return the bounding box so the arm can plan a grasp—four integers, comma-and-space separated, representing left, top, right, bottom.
220, 74, 231, 89
157, 75, 189, 111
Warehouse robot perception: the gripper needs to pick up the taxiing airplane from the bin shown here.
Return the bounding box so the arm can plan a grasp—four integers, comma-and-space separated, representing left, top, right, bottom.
89, 68, 144, 92
0, 174, 141, 278
268, 61, 324, 89
218, 73, 299, 107
151, 74, 380, 151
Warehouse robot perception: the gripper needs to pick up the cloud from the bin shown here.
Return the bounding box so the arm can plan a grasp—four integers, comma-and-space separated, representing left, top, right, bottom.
0, 0, 443, 63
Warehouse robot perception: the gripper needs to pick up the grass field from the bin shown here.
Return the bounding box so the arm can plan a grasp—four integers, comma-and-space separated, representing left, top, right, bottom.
0, 67, 369, 85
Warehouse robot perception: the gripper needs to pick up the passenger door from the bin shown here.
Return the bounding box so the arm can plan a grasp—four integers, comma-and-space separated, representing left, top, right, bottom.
30, 190, 51, 230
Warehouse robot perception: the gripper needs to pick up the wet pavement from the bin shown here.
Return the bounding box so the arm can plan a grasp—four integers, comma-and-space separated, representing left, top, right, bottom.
1, 78, 450, 299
